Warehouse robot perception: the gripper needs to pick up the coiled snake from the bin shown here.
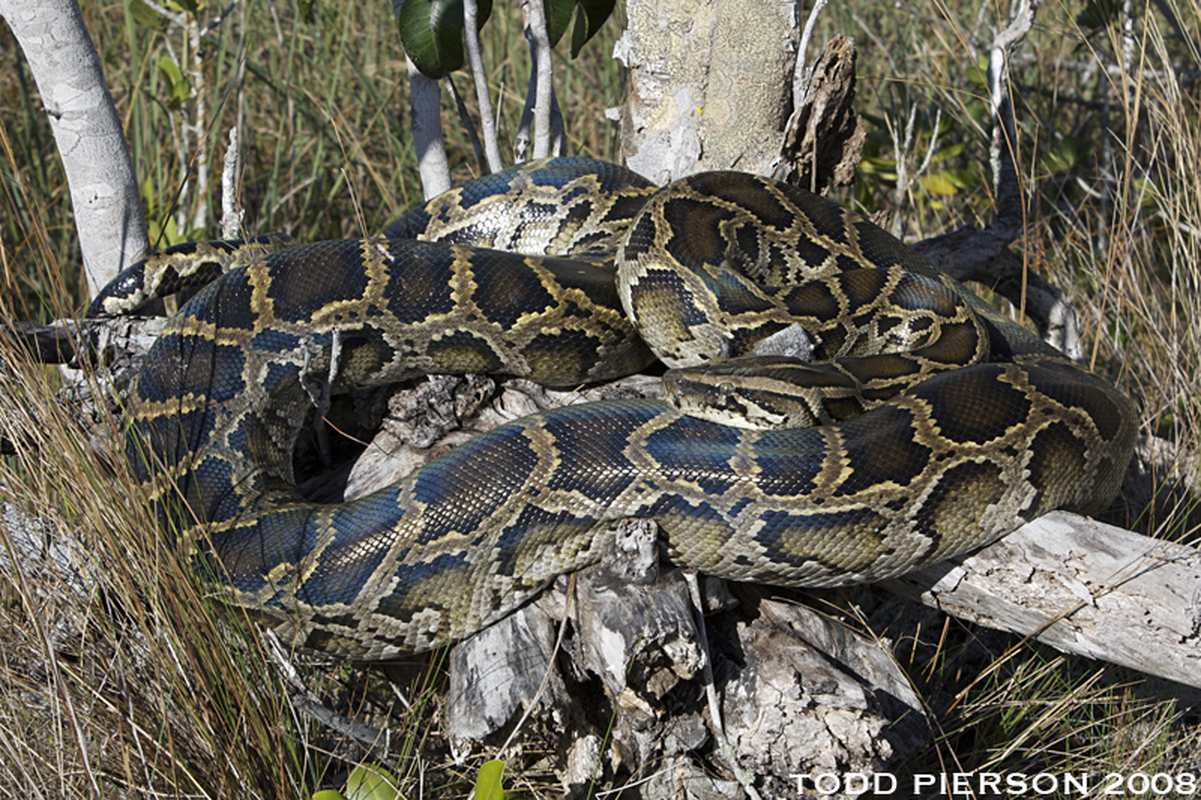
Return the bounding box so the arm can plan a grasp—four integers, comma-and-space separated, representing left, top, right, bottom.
93, 159, 1138, 659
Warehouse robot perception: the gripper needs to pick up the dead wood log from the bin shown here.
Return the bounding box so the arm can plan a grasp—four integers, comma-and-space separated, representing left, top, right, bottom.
884, 510, 1201, 690
445, 517, 929, 796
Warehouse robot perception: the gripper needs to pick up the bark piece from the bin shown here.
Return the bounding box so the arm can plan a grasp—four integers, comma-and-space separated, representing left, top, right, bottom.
342, 374, 496, 500
714, 586, 928, 795
446, 596, 569, 753
572, 520, 702, 699
776, 34, 866, 192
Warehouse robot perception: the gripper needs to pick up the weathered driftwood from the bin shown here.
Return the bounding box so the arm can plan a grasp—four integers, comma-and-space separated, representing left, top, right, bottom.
884, 510, 1201, 690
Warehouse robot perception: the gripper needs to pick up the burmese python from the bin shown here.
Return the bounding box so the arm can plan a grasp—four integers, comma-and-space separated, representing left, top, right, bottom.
92, 158, 1138, 659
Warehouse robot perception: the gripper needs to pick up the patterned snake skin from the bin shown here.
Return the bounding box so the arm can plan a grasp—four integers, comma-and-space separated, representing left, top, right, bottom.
92, 158, 1138, 659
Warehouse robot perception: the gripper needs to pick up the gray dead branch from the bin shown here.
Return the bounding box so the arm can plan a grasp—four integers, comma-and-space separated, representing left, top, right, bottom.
884, 511, 1201, 691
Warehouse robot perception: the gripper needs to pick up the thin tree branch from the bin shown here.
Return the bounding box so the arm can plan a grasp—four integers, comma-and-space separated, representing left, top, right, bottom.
392, 0, 450, 197
219, 127, 242, 238
522, 0, 556, 159
793, 0, 829, 108
405, 55, 451, 198
463, 0, 503, 171
549, 87, 565, 157
988, 0, 1037, 238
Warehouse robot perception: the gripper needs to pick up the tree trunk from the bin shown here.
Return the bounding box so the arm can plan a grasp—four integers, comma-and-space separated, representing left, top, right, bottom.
0, 0, 148, 295
615, 0, 799, 181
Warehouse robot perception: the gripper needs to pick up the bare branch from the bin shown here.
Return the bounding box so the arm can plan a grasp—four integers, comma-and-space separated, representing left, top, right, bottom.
793, 0, 828, 107
515, 47, 566, 161
391, 0, 451, 197
219, 127, 242, 238
463, 0, 503, 171
405, 55, 451, 198
888, 105, 941, 238
514, 67, 534, 161
185, 10, 209, 233
521, 0, 556, 159
988, 0, 1037, 237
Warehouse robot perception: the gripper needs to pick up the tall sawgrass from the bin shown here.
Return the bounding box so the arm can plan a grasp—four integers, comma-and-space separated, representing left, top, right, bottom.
1, 0, 1198, 795
0, 256, 327, 794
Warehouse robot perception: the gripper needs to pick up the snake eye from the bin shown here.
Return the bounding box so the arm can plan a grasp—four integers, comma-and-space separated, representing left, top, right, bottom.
717, 382, 735, 405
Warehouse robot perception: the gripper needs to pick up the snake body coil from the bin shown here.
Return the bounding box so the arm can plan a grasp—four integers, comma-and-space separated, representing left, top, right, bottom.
100, 159, 1137, 659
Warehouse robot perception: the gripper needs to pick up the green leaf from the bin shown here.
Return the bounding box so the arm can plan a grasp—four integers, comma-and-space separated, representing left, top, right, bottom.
398, 0, 492, 78
919, 171, 960, 196
344, 764, 401, 800
157, 55, 189, 109
398, 0, 467, 77
858, 155, 898, 183
147, 215, 184, 249
312, 792, 348, 800
569, 0, 615, 57
472, 759, 506, 800
297, 0, 317, 23
1045, 136, 1079, 173
476, 0, 494, 29
930, 141, 968, 162
164, 0, 200, 13
126, 0, 168, 30
543, 0, 575, 48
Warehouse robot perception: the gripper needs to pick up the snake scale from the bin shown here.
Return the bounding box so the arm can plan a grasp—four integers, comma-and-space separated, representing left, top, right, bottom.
92, 158, 1138, 659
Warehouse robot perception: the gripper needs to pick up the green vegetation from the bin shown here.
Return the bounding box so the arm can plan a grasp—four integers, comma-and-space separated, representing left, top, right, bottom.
1, 0, 1198, 796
